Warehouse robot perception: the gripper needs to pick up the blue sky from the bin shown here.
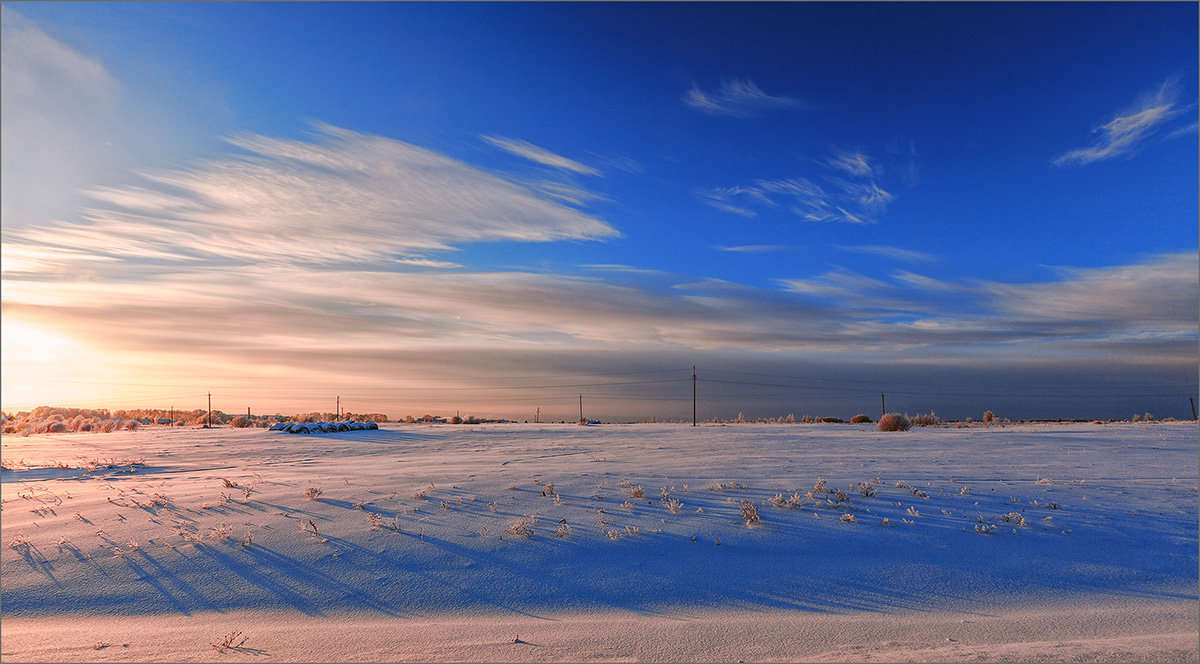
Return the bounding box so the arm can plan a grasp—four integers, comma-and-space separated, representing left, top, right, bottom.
2, 2, 1197, 420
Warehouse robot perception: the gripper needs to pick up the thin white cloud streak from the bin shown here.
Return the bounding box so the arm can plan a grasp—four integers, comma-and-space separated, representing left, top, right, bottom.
825, 150, 877, 177
837, 245, 936, 263
480, 135, 600, 175
6, 123, 618, 270
0, 6, 117, 97
700, 150, 897, 225
1054, 78, 1189, 166
683, 80, 802, 118
1, 6, 121, 228
713, 245, 790, 253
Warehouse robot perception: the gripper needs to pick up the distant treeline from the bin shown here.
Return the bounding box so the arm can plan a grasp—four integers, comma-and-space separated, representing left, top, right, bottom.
0, 406, 388, 436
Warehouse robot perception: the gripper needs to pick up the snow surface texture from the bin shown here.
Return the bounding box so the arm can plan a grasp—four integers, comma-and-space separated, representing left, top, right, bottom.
1, 422, 1196, 661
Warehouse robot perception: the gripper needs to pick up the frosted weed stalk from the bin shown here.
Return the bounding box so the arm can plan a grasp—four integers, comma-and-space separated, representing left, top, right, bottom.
739, 499, 761, 527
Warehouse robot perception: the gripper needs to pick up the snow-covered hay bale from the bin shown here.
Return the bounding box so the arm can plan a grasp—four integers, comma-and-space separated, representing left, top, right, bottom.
271, 420, 379, 434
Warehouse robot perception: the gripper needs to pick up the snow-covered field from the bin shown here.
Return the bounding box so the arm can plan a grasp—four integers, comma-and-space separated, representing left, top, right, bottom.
2, 421, 1196, 662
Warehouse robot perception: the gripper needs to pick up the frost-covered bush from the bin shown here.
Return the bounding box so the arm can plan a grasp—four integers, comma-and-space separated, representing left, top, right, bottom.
983, 410, 996, 423
910, 412, 940, 427
229, 416, 252, 428
850, 414, 872, 424
878, 413, 911, 432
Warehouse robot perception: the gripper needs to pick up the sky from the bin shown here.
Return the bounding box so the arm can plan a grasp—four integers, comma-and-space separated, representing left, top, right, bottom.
2, 2, 1197, 422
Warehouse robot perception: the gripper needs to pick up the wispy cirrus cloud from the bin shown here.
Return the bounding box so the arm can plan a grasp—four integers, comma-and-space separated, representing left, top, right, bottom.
1, 6, 122, 228
699, 148, 897, 224
683, 79, 802, 118
836, 244, 936, 263
0, 6, 116, 99
713, 244, 790, 253
481, 135, 599, 175
779, 252, 1199, 355
3, 123, 618, 274
1054, 78, 1191, 167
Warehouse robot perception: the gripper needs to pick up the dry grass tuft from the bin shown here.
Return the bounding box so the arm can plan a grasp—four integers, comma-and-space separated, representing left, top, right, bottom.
211, 630, 249, 652
507, 519, 533, 539
910, 412, 940, 427
739, 499, 761, 527
304, 487, 323, 500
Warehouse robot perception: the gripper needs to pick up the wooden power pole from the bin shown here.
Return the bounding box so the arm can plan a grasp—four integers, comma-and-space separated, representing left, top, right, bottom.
881, 392, 885, 418
692, 366, 697, 427
207, 392, 212, 428
579, 394, 584, 423
1190, 396, 1197, 421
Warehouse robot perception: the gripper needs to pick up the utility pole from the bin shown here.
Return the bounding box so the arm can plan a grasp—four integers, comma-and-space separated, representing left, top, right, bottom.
692, 366, 697, 427
170, 406, 173, 423
1190, 396, 1197, 421
881, 393, 885, 418
207, 392, 212, 428
336, 396, 340, 420
535, 407, 540, 424
247, 406, 250, 420
579, 394, 584, 423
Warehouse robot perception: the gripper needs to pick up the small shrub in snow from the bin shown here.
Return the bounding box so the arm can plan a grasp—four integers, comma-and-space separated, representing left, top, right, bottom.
850, 414, 872, 424
983, 410, 996, 423
665, 498, 684, 514
878, 413, 911, 431
507, 519, 533, 539
910, 412, 940, 427
974, 524, 997, 534
629, 485, 645, 499
303, 487, 323, 500
739, 499, 761, 527
839, 513, 856, 522
554, 522, 571, 538
855, 482, 877, 498
999, 512, 1026, 527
